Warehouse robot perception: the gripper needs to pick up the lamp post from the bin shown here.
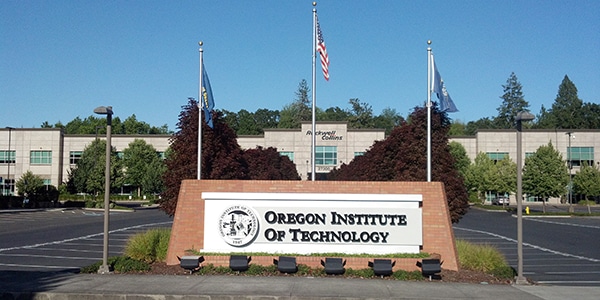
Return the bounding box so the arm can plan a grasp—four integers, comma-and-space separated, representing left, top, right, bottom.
566, 132, 574, 213
515, 111, 534, 285
94, 106, 113, 274
5, 127, 14, 196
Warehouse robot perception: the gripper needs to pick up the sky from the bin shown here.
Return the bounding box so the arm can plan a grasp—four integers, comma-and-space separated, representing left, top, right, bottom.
1, 0, 599, 131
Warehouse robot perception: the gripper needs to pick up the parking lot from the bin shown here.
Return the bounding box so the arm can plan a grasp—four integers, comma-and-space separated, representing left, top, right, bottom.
454, 207, 600, 286
0, 208, 172, 272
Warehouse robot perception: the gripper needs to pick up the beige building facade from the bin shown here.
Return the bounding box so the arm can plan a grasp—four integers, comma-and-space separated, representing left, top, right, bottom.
1, 126, 598, 203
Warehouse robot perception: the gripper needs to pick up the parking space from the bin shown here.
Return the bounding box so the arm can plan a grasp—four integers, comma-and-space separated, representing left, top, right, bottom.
454, 211, 600, 286
0, 209, 172, 272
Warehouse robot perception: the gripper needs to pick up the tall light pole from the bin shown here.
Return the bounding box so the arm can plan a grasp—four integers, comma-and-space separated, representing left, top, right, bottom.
566, 132, 574, 213
94, 106, 113, 274
515, 111, 534, 285
5, 127, 14, 196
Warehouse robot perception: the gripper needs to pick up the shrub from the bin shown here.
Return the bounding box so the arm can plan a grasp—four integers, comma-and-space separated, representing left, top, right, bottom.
456, 239, 511, 277
81, 256, 150, 273
124, 228, 171, 263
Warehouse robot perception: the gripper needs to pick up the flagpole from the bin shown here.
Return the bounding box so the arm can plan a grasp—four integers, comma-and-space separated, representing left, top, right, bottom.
427, 40, 432, 182
197, 41, 204, 180
311, 2, 317, 181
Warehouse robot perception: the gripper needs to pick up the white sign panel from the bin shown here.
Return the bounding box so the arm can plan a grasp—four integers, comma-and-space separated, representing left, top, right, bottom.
203, 192, 422, 254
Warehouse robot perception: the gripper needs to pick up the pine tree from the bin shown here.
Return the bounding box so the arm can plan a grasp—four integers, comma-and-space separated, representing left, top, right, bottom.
495, 72, 529, 128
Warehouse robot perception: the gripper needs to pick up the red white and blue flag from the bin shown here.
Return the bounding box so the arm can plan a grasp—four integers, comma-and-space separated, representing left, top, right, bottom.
316, 15, 329, 81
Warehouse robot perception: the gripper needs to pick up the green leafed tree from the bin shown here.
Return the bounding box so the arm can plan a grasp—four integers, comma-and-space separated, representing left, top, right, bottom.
493, 156, 517, 200
347, 98, 375, 129
464, 152, 496, 203
122, 139, 164, 197
373, 107, 404, 135
69, 139, 123, 197
448, 141, 470, 179
16, 170, 45, 197
573, 162, 600, 206
522, 142, 569, 212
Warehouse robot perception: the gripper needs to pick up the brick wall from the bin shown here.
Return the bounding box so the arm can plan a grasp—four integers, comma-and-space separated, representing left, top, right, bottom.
166, 180, 458, 271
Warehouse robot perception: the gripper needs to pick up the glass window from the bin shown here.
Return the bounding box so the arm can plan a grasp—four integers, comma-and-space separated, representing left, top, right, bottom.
69, 151, 82, 165
354, 152, 365, 157
316, 146, 337, 165
568, 147, 594, 167
486, 152, 508, 163
30, 150, 52, 164
0, 150, 16, 164
279, 151, 294, 162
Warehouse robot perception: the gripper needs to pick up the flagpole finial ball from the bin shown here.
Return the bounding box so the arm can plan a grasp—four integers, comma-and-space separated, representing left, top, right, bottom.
313, 2, 317, 6
198, 41, 203, 47
427, 40, 431, 45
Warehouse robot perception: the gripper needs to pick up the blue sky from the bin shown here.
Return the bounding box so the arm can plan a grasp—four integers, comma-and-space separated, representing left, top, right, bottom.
1, 0, 599, 131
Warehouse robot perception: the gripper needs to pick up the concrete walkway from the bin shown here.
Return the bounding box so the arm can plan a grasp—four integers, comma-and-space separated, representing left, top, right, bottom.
1, 271, 599, 300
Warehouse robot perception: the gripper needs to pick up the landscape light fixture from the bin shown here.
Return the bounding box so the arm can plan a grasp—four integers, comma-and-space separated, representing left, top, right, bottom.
368, 259, 395, 277
273, 256, 297, 274
94, 106, 113, 274
515, 111, 534, 285
229, 255, 251, 272
417, 258, 442, 281
321, 257, 346, 275
178, 255, 204, 274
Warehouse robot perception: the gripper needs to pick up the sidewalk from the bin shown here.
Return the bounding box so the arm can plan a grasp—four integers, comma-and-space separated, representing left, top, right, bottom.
1, 271, 599, 300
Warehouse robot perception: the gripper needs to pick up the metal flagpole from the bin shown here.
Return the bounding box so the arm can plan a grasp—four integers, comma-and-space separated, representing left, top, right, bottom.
427, 40, 432, 182
197, 41, 204, 180
311, 3, 317, 181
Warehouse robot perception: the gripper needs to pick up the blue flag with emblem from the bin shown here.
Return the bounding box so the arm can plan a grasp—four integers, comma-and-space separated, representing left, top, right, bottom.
201, 64, 215, 128
432, 56, 458, 113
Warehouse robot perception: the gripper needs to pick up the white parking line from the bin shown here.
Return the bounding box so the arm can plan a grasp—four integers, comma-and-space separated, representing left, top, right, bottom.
454, 227, 600, 262
0, 253, 97, 260
527, 218, 600, 229
0, 221, 172, 253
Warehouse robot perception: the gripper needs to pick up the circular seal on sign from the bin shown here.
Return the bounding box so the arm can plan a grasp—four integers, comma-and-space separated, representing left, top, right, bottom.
218, 205, 259, 247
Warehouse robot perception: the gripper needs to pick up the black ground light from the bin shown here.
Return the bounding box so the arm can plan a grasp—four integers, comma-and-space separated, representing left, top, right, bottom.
273, 256, 297, 274
229, 255, 251, 272
368, 259, 395, 276
417, 258, 442, 280
177, 256, 204, 274
321, 257, 346, 275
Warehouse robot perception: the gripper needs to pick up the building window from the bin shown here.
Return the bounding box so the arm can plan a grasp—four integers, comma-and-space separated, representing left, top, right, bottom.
30, 150, 52, 164
0, 150, 16, 164
486, 152, 509, 163
316, 146, 337, 165
70, 151, 82, 165
117, 152, 124, 159
568, 147, 594, 167
2, 178, 14, 196
354, 152, 365, 157
157, 151, 165, 160
279, 151, 294, 162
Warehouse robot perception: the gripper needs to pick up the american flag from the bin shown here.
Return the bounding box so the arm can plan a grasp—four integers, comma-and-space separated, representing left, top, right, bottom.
316, 15, 329, 81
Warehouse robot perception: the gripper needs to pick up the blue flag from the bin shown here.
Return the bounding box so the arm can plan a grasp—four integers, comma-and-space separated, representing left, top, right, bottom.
201, 64, 215, 128
432, 57, 458, 113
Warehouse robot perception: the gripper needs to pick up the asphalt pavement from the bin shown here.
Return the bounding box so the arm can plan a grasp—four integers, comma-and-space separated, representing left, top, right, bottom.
1, 206, 599, 299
